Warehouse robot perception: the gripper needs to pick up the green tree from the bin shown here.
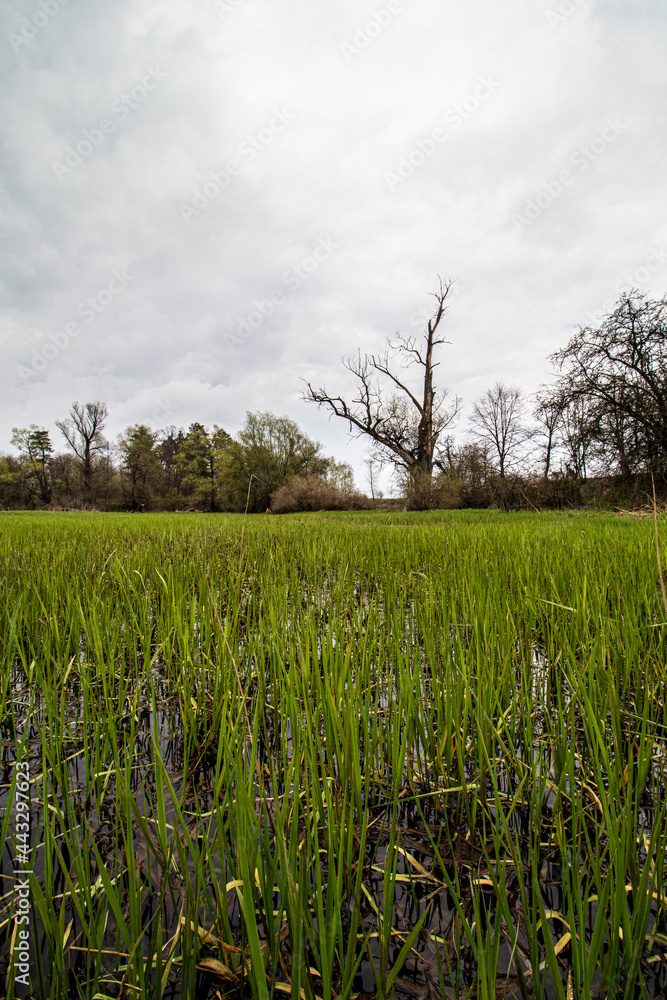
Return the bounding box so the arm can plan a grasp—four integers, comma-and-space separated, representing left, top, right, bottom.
175, 423, 231, 511
117, 425, 163, 510
157, 427, 186, 507
0, 455, 24, 508
221, 412, 325, 512
324, 456, 355, 491
11, 426, 54, 506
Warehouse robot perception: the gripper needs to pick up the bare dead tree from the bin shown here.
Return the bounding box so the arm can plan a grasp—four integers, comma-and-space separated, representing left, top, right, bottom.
559, 397, 596, 480
302, 278, 461, 477
56, 401, 108, 506
533, 391, 564, 479
470, 382, 528, 477
365, 454, 380, 501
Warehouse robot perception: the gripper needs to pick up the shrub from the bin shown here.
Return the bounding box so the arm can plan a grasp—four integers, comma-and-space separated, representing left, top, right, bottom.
270, 476, 373, 514
405, 471, 463, 511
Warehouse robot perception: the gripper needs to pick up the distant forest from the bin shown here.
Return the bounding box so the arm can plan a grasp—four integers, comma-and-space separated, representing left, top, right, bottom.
3, 290, 666, 513
1, 408, 358, 514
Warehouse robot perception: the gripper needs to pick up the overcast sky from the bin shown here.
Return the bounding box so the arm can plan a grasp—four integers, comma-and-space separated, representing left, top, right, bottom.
1, 0, 666, 492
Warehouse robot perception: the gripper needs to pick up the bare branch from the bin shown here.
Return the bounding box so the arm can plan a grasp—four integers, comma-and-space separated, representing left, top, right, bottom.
470, 382, 528, 477
301, 277, 459, 476
548, 290, 667, 476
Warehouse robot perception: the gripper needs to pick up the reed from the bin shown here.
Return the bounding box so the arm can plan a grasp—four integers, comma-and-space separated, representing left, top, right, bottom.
0, 508, 665, 998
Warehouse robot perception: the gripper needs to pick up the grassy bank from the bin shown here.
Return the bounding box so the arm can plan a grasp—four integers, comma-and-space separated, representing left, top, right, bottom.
0, 509, 666, 999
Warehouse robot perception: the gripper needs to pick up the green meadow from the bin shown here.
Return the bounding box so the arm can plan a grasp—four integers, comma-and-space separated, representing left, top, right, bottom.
0, 509, 666, 999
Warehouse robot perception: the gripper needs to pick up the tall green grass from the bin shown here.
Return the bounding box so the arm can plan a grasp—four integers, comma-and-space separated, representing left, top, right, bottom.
0, 509, 665, 998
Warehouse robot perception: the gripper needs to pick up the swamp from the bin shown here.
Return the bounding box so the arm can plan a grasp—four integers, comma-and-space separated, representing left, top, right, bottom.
0, 508, 666, 999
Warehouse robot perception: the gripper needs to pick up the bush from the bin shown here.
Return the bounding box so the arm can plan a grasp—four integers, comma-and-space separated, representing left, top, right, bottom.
270, 476, 373, 514
404, 470, 584, 512
405, 471, 463, 511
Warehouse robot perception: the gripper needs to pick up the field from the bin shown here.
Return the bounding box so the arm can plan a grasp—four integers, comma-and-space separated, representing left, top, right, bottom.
0, 508, 666, 1000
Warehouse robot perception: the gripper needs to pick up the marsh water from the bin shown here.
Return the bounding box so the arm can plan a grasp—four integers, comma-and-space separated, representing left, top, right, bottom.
1, 510, 666, 998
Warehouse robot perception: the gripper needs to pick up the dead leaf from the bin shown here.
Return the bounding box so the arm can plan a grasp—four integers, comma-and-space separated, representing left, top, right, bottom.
195, 958, 239, 983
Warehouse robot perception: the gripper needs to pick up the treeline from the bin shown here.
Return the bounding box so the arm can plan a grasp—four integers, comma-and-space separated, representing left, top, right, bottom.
413, 290, 667, 510
3, 290, 666, 514
0, 407, 363, 513
305, 288, 667, 511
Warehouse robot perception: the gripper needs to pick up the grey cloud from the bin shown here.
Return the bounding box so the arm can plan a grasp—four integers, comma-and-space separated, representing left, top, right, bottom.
1, 0, 666, 488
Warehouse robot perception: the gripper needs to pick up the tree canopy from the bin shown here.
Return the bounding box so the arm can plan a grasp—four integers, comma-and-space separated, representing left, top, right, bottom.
549, 290, 667, 477
1, 406, 336, 512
